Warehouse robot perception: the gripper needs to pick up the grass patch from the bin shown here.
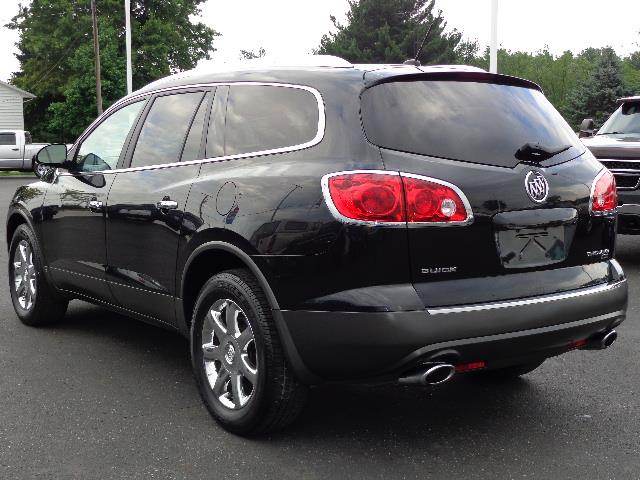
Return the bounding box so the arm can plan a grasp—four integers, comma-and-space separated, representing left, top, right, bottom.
0, 171, 34, 177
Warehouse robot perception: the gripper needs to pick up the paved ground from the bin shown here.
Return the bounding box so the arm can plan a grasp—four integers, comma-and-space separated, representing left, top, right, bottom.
1, 177, 639, 479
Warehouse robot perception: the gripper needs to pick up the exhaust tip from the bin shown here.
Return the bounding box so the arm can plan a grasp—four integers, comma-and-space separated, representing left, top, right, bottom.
602, 330, 617, 348
423, 364, 455, 385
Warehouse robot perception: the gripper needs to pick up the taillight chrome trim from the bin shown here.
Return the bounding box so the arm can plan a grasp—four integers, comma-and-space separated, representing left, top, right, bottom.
320, 170, 474, 227
320, 170, 406, 227
400, 172, 474, 227
589, 168, 618, 216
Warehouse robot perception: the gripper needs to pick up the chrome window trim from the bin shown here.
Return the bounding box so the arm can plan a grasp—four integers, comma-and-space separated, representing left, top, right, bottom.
60, 82, 326, 176
427, 279, 626, 315
320, 170, 474, 227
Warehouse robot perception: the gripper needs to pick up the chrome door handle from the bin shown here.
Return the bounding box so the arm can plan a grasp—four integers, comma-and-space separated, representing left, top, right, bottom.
88, 199, 103, 212
157, 199, 178, 210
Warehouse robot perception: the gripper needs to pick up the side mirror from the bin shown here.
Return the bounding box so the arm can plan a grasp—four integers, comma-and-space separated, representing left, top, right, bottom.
33, 144, 69, 179
578, 118, 596, 138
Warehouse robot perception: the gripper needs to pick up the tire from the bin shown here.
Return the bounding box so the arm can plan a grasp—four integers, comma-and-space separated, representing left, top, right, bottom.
190, 268, 307, 435
8, 224, 68, 326
478, 360, 545, 379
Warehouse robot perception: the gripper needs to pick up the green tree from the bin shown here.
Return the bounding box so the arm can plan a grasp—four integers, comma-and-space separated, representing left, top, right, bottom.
317, 0, 463, 65
8, 0, 218, 142
239, 47, 267, 60
565, 47, 626, 128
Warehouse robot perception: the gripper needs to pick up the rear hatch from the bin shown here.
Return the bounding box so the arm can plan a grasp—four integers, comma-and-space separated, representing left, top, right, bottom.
361, 72, 617, 307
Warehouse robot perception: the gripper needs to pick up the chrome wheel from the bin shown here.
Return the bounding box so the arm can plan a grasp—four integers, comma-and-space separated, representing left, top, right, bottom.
201, 299, 258, 410
13, 240, 36, 310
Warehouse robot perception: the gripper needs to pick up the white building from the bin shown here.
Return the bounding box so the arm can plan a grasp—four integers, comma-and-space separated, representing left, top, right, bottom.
0, 80, 35, 130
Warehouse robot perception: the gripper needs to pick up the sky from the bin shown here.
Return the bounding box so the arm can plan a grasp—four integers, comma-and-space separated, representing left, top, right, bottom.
0, 0, 639, 83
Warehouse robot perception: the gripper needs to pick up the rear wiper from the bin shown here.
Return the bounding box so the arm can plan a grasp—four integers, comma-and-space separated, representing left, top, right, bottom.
515, 143, 572, 163
598, 131, 624, 135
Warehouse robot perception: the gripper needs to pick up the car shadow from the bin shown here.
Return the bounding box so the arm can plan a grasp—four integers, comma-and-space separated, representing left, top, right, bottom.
50, 300, 594, 448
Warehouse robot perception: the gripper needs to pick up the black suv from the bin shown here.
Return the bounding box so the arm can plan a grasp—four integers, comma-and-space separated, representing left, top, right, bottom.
580, 96, 640, 233
7, 58, 627, 435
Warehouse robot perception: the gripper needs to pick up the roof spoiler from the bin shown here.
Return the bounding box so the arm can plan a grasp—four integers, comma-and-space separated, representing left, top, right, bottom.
617, 96, 640, 104
364, 71, 542, 92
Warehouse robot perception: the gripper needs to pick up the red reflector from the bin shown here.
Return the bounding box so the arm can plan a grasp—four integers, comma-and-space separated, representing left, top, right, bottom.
571, 339, 588, 349
402, 175, 469, 223
591, 169, 617, 213
455, 361, 486, 373
327, 172, 405, 222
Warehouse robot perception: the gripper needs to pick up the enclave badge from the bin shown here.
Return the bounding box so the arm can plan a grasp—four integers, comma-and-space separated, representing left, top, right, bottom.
524, 170, 549, 203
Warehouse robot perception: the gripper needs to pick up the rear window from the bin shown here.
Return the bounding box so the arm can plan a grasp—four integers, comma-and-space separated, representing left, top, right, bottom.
0, 133, 16, 145
224, 85, 319, 156
361, 80, 584, 168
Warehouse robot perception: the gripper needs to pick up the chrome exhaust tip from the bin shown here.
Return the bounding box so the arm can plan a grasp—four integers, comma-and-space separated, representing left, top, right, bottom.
583, 329, 618, 350
602, 330, 618, 349
398, 363, 456, 386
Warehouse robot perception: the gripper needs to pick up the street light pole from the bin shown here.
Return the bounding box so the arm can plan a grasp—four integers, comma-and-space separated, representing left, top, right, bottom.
90, 0, 103, 114
125, 0, 132, 94
490, 0, 498, 73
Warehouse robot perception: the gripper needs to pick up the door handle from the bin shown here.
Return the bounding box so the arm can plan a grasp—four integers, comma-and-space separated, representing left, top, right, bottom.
11, 148, 19, 151
88, 199, 104, 213
157, 199, 178, 210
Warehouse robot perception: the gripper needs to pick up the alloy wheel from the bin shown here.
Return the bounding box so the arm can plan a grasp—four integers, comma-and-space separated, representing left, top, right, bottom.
201, 299, 258, 410
13, 240, 36, 310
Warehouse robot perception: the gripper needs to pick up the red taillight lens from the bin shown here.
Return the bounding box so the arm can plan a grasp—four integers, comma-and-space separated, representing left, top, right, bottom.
455, 361, 486, 373
591, 170, 617, 213
402, 176, 469, 223
327, 173, 405, 222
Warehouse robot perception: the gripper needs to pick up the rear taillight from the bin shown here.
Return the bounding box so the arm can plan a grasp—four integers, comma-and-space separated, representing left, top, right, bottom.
322, 170, 472, 225
590, 169, 617, 214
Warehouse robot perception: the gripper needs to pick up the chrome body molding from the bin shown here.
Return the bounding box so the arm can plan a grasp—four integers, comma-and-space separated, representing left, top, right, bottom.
617, 204, 640, 216
427, 279, 626, 315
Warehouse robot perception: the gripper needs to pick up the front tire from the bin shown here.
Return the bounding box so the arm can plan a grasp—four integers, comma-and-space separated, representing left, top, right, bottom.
8, 224, 68, 326
190, 269, 307, 435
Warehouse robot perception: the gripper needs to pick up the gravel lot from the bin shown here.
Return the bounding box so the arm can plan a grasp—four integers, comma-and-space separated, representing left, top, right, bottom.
1, 177, 639, 479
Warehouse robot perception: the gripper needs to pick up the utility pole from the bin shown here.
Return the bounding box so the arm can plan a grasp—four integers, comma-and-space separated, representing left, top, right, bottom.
125, 0, 132, 94
489, 0, 498, 73
91, 0, 103, 115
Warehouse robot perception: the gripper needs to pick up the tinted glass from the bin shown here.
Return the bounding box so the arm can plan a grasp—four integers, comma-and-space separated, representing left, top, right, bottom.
131, 92, 203, 168
0, 133, 16, 145
225, 85, 318, 155
361, 80, 584, 168
598, 102, 640, 135
78, 100, 145, 171
181, 92, 210, 162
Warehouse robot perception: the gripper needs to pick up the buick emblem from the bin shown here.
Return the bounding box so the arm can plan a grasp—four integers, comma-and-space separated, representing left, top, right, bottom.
524, 171, 549, 203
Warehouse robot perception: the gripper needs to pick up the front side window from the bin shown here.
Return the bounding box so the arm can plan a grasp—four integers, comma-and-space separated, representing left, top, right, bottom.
0, 133, 16, 145
130, 92, 204, 168
224, 85, 319, 156
77, 100, 145, 171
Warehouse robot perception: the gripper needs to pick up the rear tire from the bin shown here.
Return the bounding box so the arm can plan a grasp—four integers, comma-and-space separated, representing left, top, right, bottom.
190, 268, 307, 435
8, 224, 68, 326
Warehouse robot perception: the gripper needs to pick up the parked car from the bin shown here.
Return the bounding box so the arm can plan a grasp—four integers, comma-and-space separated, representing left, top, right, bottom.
0, 130, 49, 171
580, 96, 640, 233
6, 57, 627, 435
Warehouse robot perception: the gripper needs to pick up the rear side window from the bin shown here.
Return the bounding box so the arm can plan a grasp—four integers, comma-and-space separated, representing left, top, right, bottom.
181, 91, 211, 162
361, 80, 584, 168
224, 85, 318, 156
0, 133, 16, 145
130, 92, 203, 168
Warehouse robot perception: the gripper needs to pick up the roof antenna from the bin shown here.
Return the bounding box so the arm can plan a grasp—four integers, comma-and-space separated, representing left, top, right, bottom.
403, 19, 436, 66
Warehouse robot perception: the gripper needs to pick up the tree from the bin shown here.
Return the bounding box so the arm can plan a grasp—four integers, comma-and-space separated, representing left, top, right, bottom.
565, 47, 626, 128
239, 47, 267, 60
7, 0, 218, 142
317, 0, 463, 65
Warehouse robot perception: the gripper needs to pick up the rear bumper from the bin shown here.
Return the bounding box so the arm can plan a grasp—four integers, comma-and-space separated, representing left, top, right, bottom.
281, 278, 627, 382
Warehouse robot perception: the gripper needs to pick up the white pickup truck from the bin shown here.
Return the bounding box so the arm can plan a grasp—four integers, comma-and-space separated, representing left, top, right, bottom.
0, 130, 49, 171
